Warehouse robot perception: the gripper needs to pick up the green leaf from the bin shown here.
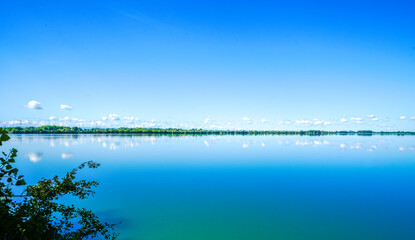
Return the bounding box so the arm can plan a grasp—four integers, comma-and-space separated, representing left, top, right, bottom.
7, 177, 12, 183
16, 179, 26, 186
10, 168, 18, 176
0, 131, 10, 144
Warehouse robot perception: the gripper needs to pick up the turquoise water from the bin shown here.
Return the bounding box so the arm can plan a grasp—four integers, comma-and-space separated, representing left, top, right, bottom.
5, 134, 415, 240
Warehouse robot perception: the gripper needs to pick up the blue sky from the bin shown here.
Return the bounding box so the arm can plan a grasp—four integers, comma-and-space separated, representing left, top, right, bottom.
1, 0, 415, 130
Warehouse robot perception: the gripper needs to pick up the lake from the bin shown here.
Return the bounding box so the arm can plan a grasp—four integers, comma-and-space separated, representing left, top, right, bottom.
5, 134, 415, 240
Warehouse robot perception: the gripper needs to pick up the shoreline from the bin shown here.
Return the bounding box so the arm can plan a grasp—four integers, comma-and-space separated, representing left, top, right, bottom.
3, 126, 415, 136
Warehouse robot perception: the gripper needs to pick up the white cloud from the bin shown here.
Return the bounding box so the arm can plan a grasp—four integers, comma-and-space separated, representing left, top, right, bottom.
340, 118, 348, 122
209, 124, 223, 129
102, 116, 108, 121
109, 114, 120, 121
368, 115, 375, 118
25, 100, 43, 110
400, 116, 407, 120
123, 116, 134, 122
278, 121, 292, 125
350, 117, 363, 121
311, 120, 333, 126
411, 117, 415, 120
204, 117, 211, 124
8, 120, 21, 125
49, 116, 56, 120
242, 117, 250, 121
372, 118, 379, 121
295, 120, 312, 124
60, 104, 73, 110
61, 116, 71, 121
261, 118, 268, 123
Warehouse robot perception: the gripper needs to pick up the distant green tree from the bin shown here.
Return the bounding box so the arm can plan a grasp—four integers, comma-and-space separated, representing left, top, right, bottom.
0, 128, 118, 239
4, 125, 415, 136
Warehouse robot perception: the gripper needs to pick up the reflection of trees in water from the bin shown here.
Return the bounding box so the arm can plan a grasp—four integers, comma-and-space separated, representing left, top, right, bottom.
9, 134, 415, 152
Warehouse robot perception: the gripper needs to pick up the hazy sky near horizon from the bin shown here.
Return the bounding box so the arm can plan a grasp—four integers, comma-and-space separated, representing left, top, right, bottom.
1, 0, 415, 130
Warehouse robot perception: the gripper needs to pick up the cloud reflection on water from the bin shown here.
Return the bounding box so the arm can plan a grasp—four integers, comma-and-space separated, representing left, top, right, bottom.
9, 134, 415, 153
26, 152, 43, 163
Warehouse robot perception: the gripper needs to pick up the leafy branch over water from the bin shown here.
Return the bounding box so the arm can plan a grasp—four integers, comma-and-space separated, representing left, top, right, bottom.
0, 128, 118, 239
4, 126, 415, 136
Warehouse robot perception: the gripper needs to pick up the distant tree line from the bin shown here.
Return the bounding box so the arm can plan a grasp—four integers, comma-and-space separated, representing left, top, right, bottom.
3, 126, 415, 136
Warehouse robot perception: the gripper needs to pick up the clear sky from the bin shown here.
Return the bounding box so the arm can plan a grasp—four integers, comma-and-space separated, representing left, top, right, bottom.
1, 0, 414, 130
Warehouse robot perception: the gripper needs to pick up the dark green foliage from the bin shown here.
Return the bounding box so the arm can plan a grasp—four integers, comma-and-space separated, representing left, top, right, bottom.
4, 125, 415, 136
357, 130, 373, 136
0, 128, 118, 239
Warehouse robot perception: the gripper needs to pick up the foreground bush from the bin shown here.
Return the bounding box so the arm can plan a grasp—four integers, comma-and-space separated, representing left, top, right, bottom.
0, 128, 118, 239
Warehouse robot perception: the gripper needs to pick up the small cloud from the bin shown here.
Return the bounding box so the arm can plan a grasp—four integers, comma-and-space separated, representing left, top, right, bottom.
60, 104, 73, 110
242, 117, 250, 121
261, 118, 268, 123
204, 117, 211, 124
400, 116, 407, 120
350, 117, 363, 121
123, 116, 134, 122
102, 116, 108, 121
411, 117, 415, 120
340, 118, 348, 122
8, 120, 21, 125
49, 116, 56, 120
368, 115, 375, 118
278, 120, 292, 125
295, 120, 312, 125
372, 118, 379, 121
25, 100, 43, 110
109, 114, 120, 121
61, 116, 71, 121
313, 120, 323, 125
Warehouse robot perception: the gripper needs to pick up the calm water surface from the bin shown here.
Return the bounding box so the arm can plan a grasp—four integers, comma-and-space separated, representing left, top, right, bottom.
5, 134, 415, 240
